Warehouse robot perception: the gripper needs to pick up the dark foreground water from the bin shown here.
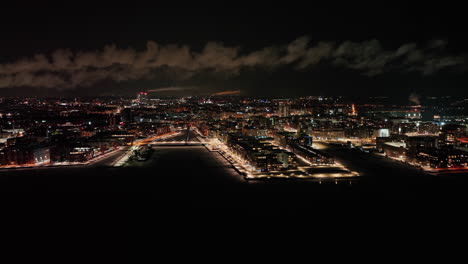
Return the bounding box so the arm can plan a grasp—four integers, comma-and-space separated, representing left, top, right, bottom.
2, 145, 468, 203
2, 145, 468, 261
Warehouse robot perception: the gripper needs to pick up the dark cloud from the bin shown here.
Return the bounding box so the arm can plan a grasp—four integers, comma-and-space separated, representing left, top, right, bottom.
428, 39, 448, 49
0, 37, 466, 90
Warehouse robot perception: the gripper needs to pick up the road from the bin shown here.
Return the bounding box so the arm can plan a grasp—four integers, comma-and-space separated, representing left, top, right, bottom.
89, 146, 132, 167
151, 129, 200, 143
0, 146, 132, 171
0, 130, 196, 171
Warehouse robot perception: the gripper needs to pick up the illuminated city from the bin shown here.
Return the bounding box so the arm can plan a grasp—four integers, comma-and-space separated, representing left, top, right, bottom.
2, 94, 467, 176
1, 5, 467, 258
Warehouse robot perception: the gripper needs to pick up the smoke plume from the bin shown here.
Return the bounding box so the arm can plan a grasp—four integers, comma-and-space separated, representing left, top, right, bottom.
0, 37, 466, 90
211, 90, 241, 96
148, 87, 191, 93
409, 93, 421, 105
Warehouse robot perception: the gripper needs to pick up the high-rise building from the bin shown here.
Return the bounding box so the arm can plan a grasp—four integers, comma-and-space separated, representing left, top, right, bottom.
441, 124, 466, 146
279, 102, 290, 117
136, 92, 148, 104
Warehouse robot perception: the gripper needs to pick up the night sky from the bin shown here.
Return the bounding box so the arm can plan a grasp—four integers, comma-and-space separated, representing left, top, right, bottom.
0, 3, 467, 99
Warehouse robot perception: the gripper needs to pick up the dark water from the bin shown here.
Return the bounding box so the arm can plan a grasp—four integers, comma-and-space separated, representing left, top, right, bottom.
3, 144, 468, 261
2, 145, 468, 203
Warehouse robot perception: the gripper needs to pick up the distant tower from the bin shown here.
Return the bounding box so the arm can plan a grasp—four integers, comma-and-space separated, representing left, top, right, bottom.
279, 102, 291, 117
136, 92, 148, 104
351, 104, 357, 116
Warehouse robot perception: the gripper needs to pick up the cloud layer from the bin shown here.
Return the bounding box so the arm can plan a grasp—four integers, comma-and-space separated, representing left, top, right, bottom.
0, 36, 466, 89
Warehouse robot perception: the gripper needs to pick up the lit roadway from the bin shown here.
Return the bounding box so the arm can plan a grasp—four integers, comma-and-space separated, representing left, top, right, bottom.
88, 146, 132, 167
0, 146, 133, 171
98, 130, 201, 167
0, 130, 198, 171
150, 129, 201, 144
90, 129, 199, 165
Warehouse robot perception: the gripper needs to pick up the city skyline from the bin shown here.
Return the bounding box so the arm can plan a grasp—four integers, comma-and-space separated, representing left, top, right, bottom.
0, 3, 468, 263
2, 5, 468, 252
